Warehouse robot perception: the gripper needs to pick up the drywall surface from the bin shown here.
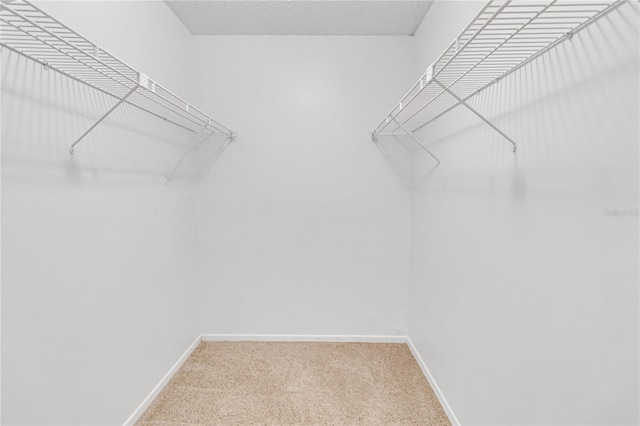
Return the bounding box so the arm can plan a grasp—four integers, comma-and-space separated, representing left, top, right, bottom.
406, 2, 639, 425
1, 2, 202, 424
192, 36, 413, 336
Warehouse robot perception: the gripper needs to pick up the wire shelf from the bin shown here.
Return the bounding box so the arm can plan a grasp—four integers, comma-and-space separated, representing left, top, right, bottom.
0, 0, 235, 158
371, 0, 626, 152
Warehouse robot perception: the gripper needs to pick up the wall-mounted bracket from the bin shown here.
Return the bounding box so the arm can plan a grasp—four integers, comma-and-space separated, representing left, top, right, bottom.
432, 78, 516, 153
69, 85, 139, 155
138, 72, 154, 92
425, 64, 434, 83
69, 84, 138, 155
390, 117, 440, 166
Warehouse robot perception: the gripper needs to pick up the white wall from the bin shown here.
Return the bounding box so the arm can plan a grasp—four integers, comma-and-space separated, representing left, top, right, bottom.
406, 2, 639, 425
1, 2, 202, 424
191, 36, 414, 336
5, 2, 636, 425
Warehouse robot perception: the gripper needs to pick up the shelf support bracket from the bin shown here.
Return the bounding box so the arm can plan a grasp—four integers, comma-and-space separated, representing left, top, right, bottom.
165, 127, 216, 182
69, 84, 139, 155
391, 118, 440, 166
432, 78, 516, 152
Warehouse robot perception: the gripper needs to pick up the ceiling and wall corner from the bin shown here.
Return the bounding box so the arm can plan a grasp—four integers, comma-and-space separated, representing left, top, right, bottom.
164, 0, 433, 36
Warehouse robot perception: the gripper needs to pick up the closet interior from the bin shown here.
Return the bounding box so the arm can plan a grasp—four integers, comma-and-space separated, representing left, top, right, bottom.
1, 0, 637, 424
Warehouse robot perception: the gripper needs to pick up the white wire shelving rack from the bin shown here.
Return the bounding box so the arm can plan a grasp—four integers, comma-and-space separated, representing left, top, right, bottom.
371, 0, 627, 164
0, 0, 236, 181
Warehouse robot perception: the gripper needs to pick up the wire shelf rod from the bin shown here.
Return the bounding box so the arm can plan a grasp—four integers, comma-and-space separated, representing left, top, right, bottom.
391, 0, 554, 132
411, 0, 627, 135
372, 0, 626, 144
2, 16, 218, 134
8, 4, 180, 100
0, 43, 195, 133
0, 0, 238, 180
0, 0, 235, 139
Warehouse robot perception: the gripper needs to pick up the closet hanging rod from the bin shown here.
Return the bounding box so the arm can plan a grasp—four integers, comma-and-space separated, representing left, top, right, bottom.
371, 0, 627, 160
0, 0, 236, 156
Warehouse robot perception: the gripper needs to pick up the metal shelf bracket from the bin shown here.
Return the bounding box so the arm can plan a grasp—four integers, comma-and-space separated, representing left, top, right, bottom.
372, 118, 440, 166
432, 78, 516, 153
69, 84, 139, 155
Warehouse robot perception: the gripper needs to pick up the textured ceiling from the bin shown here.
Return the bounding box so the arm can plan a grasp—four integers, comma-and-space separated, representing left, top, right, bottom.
165, 1, 432, 36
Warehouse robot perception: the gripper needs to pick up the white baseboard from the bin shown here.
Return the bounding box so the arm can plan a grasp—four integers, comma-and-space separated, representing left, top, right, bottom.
406, 337, 460, 426
200, 334, 407, 343
122, 335, 202, 426
123, 334, 458, 426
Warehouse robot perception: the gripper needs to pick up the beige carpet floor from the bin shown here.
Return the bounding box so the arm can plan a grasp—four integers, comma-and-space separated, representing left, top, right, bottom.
136, 341, 451, 425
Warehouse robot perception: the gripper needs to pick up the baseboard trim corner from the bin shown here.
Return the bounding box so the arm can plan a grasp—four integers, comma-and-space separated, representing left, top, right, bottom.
200, 334, 407, 343
406, 337, 460, 426
122, 335, 202, 426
